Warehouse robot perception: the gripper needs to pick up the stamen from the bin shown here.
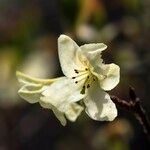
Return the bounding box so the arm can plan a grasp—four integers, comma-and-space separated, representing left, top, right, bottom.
74, 69, 79, 74
74, 68, 89, 73
72, 71, 88, 81
80, 86, 85, 94
87, 84, 90, 88
72, 68, 95, 93
79, 74, 96, 94
73, 74, 88, 87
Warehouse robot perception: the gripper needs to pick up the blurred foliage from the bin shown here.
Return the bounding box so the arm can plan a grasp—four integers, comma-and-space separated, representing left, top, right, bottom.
0, 0, 150, 149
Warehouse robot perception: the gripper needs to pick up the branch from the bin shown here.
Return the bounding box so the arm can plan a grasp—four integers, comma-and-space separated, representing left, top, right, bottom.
110, 87, 150, 139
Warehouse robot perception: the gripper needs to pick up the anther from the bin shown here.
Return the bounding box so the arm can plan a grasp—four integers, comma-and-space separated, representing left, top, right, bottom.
72, 77, 76, 79
75, 81, 78, 84
93, 78, 95, 81
87, 84, 90, 88
74, 69, 79, 74
85, 68, 88, 71
80, 86, 86, 94
87, 76, 89, 79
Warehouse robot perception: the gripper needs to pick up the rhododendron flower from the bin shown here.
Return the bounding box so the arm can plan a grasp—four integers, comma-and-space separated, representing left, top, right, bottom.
17, 34, 120, 126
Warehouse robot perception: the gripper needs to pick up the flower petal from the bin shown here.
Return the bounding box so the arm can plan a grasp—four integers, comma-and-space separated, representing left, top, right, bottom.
65, 103, 84, 122
80, 43, 107, 66
52, 106, 67, 126
84, 81, 117, 121
99, 63, 120, 91
16, 71, 62, 86
16, 71, 62, 104
40, 99, 83, 124
58, 35, 85, 77
41, 77, 85, 112
18, 84, 47, 103
80, 43, 107, 53
39, 101, 67, 126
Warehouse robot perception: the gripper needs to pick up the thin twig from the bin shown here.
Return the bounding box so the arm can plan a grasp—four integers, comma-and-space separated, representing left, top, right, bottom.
110, 87, 150, 139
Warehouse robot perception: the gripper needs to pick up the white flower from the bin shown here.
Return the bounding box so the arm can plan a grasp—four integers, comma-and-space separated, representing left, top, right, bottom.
53, 35, 120, 121
17, 34, 120, 126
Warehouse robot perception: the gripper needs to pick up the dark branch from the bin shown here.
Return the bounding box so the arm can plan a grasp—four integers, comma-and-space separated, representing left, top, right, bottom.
110, 87, 150, 139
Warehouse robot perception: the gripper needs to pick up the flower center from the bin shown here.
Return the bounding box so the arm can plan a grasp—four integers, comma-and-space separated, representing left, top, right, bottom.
71, 68, 96, 94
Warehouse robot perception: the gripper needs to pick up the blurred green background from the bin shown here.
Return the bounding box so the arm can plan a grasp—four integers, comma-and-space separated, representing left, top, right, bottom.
0, 0, 150, 149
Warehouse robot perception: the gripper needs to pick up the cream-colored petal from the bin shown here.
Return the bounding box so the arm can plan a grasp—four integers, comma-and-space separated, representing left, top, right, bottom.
41, 77, 85, 112
58, 35, 85, 77
16, 71, 60, 104
99, 63, 120, 91
84, 81, 117, 121
18, 84, 47, 103
40, 100, 83, 124
80, 43, 107, 53
16, 72, 69, 126
16, 71, 61, 86
52, 107, 67, 126
39, 100, 67, 126
80, 43, 107, 66
65, 103, 84, 122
